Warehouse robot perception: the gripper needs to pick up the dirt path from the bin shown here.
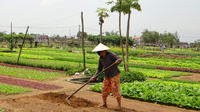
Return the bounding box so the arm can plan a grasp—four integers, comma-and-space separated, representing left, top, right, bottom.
171, 73, 200, 82
0, 63, 198, 112
0, 76, 197, 112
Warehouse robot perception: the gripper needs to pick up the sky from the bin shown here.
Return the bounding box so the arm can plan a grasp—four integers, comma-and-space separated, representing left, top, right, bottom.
0, 0, 200, 43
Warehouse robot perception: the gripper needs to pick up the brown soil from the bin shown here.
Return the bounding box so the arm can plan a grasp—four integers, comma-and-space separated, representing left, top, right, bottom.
171, 73, 200, 82
156, 66, 200, 73
34, 92, 96, 108
0, 75, 62, 90
0, 63, 198, 112
0, 51, 16, 53
138, 54, 190, 59
0, 63, 66, 74
0, 76, 197, 112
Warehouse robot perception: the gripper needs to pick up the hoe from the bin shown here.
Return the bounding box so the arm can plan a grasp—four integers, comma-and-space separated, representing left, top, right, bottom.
66, 62, 116, 105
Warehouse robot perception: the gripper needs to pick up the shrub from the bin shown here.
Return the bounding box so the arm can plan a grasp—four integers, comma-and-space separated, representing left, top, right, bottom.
66, 66, 83, 76
85, 68, 146, 83
120, 71, 146, 83
84, 68, 104, 82
88, 35, 134, 46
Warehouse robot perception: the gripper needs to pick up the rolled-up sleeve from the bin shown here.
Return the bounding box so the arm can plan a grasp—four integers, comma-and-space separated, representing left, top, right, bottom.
111, 53, 122, 65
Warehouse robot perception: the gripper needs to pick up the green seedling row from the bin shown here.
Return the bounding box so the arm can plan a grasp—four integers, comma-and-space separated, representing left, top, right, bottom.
0, 65, 64, 80
0, 83, 31, 94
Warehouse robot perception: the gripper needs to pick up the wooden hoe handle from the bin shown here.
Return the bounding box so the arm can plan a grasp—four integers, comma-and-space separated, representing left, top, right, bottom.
66, 62, 116, 101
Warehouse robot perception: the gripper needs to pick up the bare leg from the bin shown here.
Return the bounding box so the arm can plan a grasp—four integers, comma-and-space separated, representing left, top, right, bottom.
101, 78, 111, 108
116, 97, 121, 110
102, 95, 108, 107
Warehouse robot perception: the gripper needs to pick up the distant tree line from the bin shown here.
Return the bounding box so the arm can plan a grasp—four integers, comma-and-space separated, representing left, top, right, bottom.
0, 32, 34, 51
88, 35, 134, 46
141, 29, 180, 48
191, 40, 200, 51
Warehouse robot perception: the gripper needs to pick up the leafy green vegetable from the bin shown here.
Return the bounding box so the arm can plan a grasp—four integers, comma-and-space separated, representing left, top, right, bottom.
85, 68, 146, 83
120, 71, 146, 83
90, 80, 200, 109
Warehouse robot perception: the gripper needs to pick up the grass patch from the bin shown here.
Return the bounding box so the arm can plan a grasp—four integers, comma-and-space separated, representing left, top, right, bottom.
0, 65, 65, 80
0, 83, 31, 94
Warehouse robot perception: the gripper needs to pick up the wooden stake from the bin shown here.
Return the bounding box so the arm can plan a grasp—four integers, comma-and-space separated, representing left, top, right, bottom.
81, 12, 86, 70
17, 26, 29, 64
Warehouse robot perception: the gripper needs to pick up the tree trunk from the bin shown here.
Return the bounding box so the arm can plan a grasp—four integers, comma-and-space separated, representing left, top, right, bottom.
10, 22, 14, 51
125, 13, 131, 72
81, 12, 86, 70
30, 40, 33, 48
100, 23, 103, 43
47, 37, 50, 47
119, 11, 126, 71
14, 39, 18, 48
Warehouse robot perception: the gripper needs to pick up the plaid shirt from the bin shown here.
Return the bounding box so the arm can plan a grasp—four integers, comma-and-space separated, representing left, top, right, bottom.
94, 52, 122, 79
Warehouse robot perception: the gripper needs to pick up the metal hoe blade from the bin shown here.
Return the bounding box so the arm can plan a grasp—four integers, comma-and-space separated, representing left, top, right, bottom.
66, 96, 71, 106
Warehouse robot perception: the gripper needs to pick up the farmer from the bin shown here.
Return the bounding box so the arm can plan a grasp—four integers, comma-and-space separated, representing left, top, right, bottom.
160, 44, 165, 54
89, 43, 122, 110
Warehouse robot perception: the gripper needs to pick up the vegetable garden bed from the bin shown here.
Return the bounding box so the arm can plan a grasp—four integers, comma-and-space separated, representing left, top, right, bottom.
0, 76, 63, 90
0, 83, 31, 94
156, 66, 200, 73
90, 80, 200, 110
0, 65, 65, 80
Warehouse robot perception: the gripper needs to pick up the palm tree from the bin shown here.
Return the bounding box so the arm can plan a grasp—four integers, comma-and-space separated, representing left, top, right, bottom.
123, 0, 141, 71
109, 0, 126, 71
96, 8, 109, 43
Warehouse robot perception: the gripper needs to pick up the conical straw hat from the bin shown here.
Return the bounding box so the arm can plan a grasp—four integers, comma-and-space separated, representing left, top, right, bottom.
92, 43, 110, 52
